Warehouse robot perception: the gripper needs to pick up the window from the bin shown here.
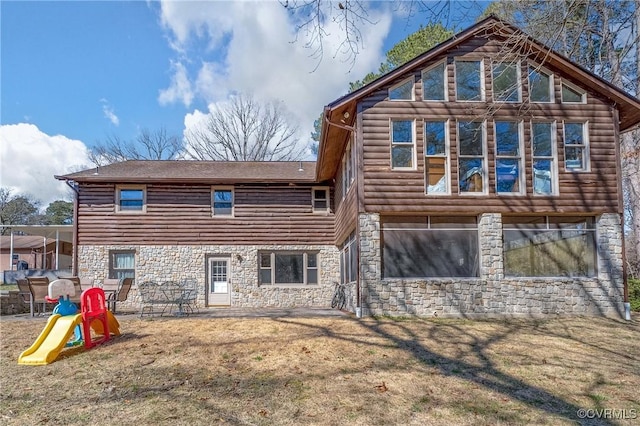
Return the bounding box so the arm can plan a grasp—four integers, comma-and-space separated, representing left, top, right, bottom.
212, 187, 234, 216
342, 140, 355, 198
109, 250, 135, 280
312, 187, 329, 212
389, 78, 414, 100
503, 216, 596, 277
528, 65, 553, 102
563, 122, 589, 171
340, 232, 357, 284
424, 120, 449, 194
422, 61, 447, 101
382, 216, 479, 278
391, 120, 415, 169
495, 121, 524, 194
457, 121, 486, 194
455, 60, 483, 101
532, 122, 557, 195
561, 82, 585, 103
259, 251, 318, 285
116, 185, 146, 213
492, 61, 520, 102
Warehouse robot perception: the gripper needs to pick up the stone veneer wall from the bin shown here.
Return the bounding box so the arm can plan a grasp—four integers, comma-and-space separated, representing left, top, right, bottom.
359, 212, 626, 318
78, 244, 340, 309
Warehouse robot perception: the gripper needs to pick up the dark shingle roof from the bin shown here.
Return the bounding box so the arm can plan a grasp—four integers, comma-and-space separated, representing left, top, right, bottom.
56, 160, 317, 183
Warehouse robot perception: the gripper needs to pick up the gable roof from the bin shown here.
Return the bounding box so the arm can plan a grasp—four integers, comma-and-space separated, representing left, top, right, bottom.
55, 160, 317, 184
316, 15, 640, 181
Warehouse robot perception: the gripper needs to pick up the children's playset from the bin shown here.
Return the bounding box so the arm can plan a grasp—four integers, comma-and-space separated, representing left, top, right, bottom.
18, 279, 121, 365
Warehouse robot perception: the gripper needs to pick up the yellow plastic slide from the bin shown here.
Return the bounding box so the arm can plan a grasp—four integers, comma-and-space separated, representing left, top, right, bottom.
18, 314, 83, 365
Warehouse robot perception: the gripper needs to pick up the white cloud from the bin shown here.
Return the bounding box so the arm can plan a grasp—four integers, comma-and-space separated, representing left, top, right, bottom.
100, 98, 120, 126
0, 123, 91, 207
158, 61, 194, 107
158, 1, 392, 155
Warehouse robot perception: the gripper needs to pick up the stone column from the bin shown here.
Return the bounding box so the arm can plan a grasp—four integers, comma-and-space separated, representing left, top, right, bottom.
359, 213, 381, 316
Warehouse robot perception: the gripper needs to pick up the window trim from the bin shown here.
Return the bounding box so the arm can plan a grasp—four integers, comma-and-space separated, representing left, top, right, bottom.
108, 249, 135, 280
390, 119, 416, 171
341, 139, 355, 199
424, 119, 451, 195
389, 76, 415, 101
115, 184, 147, 214
258, 250, 319, 286
457, 120, 488, 195
561, 80, 586, 104
531, 121, 559, 196
211, 186, 235, 217
563, 121, 590, 172
312, 186, 330, 213
454, 58, 485, 102
527, 63, 555, 103
492, 59, 522, 103
494, 120, 525, 195
421, 60, 448, 102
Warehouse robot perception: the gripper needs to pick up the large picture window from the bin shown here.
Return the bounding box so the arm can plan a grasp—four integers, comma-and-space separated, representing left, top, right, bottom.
259, 251, 318, 285
495, 121, 524, 194
391, 120, 415, 169
455, 60, 483, 101
382, 216, 479, 278
532, 122, 557, 195
109, 250, 135, 280
425, 120, 449, 194
503, 216, 596, 277
492, 61, 520, 102
422, 61, 446, 101
457, 121, 486, 194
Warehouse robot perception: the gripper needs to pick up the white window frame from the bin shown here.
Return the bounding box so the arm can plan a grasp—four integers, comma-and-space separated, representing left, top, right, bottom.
494, 120, 525, 195
421, 60, 448, 102
341, 140, 355, 199
531, 121, 559, 196
563, 121, 590, 172
211, 186, 234, 216
312, 186, 330, 213
259, 251, 319, 286
457, 120, 488, 195
527, 63, 555, 103
454, 59, 485, 102
115, 184, 147, 214
390, 119, 416, 170
424, 119, 451, 195
492, 59, 522, 103
389, 77, 415, 101
561, 80, 586, 104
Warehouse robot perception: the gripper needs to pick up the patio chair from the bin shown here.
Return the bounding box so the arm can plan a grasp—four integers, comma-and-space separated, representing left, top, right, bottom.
63, 277, 83, 305
107, 277, 133, 313
181, 278, 199, 315
16, 279, 34, 316
26, 277, 50, 315
138, 281, 159, 317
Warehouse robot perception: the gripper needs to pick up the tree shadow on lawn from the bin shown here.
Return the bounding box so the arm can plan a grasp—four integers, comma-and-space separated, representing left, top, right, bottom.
272, 316, 629, 425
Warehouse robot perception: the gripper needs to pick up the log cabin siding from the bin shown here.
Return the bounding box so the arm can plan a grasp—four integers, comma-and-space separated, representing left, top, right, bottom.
334, 146, 358, 245
359, 33, 620, 215
77, 183, 335, 245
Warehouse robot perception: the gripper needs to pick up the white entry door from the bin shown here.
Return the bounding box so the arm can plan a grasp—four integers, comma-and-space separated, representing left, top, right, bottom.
208, 257, 231, 306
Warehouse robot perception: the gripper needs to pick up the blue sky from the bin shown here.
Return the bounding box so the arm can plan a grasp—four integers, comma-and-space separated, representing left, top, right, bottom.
1, 1, 486, 206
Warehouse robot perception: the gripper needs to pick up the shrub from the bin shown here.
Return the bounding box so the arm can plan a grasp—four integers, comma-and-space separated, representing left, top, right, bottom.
629, 278, 640, 311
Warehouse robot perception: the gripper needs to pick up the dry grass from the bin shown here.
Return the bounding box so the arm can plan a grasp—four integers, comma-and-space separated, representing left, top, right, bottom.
1, 313, 639, 425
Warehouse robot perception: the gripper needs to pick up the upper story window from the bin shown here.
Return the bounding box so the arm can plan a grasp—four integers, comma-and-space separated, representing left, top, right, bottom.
532, 122, 558, 195
312, 187, 329, 213
528, 65, 554, 102
455, 60, 484, 101
389, 77, 414, 100
424, 120, 449, 194
457, 121, 486, 194
212, 187, 234, 216
495, 121, 524, 194
341, 140, 355, 198
492, 61, 521, 102
116, 185, 146, 213
561, 82, 586, 103
563, 122, 589, 171
422, 61, 447, 101
390, 119, 415, 169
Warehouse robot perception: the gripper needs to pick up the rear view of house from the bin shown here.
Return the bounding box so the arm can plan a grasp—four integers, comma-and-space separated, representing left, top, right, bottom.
57, 17, 640, 318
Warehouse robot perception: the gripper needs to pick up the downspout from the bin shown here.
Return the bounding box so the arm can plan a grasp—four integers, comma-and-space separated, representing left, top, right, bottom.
613, 107, 630, 321
64, 180, 79, 276
323, 112, 361, 317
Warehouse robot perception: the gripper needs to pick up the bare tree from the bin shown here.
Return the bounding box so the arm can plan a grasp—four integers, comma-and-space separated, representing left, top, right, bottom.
184, 94, 305, 161
89, 127, 183, 166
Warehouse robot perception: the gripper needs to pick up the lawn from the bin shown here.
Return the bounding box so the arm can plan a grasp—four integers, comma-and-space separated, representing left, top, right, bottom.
1, 313, 639, 425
